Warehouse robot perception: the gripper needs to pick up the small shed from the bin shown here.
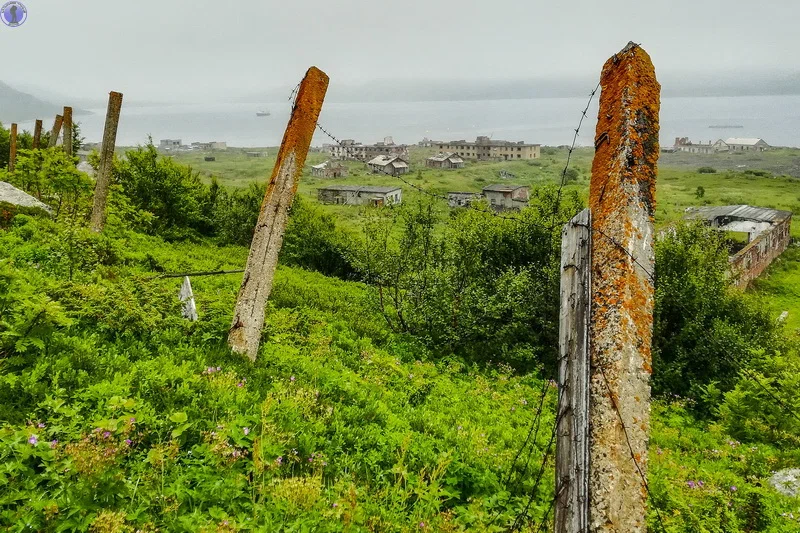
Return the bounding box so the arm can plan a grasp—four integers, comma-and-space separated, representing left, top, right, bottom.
482, 184, 530, 211
311, 160, 348, 178
367, 155, 409, 176
317, 185, 402, 207
426, 152, 465, 169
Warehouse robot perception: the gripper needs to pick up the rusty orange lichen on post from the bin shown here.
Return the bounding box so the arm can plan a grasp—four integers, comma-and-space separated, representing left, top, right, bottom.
229, 67, 330, 361
588, 42, 660, 533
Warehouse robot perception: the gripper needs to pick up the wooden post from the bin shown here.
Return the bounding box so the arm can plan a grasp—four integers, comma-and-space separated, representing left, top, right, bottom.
90, 91, 123, 233
228, 67, 329, 361
33, 120, 43, 149
48, 115, 63, 148
8, 123, 17, 172
63, 106, 73, 156
556, 208, 591, 533
588, 42, 660, 533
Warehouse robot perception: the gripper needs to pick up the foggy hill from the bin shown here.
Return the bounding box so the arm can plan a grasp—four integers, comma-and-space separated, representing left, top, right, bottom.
0, 81, 89, 124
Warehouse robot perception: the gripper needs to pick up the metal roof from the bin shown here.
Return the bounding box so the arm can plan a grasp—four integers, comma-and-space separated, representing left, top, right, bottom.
724, 138, 767, 145
367, 155, 407, 166
318, 185, 401, 194
482, 184, 529, 193
684, 205, 792, 223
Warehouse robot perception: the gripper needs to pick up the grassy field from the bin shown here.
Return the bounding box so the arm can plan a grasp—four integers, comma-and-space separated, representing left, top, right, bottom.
167, 145, 800, 332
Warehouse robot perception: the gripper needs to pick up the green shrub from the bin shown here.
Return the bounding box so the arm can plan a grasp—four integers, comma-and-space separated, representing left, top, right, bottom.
697, 166, 717, 174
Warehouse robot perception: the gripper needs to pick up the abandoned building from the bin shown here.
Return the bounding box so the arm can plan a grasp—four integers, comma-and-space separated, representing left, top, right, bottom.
448, 191, 483, 208
311, 160, 348, 178
317, 185, 402, 207
684, 205, 792, 287
723, 138, 771, 152
367, 155, 409, 176
426, 152, 465, 169
325, 137, 409, 161
159, 139, 182, 150
246, 151, 268, 158
482, 184, 530, 211
192, 141, 228, 151
435, 136, 541, 161
673, 138, 719, 154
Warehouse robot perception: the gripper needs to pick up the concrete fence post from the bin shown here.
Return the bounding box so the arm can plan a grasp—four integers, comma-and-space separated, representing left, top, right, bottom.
228, 67, 329, 361
33, 120, 43, 149
556, 208, 591, 533
588, 42, 660, 533
90, 91, 123, 233
8, 123, 17, 172
48, 115, 63, 148
63, 106, 73, 156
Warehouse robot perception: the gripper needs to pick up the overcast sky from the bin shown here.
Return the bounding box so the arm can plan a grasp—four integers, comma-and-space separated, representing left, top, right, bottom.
1, 0, 798, 102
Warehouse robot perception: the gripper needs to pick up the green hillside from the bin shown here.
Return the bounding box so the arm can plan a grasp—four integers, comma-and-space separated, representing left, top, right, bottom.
1, 137, 800, 531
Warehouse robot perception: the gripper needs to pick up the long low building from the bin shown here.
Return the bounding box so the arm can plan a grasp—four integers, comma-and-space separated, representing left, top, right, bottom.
317, 185, 402, 207
684, 205, 791, 287
434, 136, 540, 161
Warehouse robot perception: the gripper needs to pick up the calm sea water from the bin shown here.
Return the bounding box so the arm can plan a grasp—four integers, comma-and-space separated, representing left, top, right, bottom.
18, 95, 800, 149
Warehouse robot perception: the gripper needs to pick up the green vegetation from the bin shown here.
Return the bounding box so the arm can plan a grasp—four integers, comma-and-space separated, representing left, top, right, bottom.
2, 130, 800, 531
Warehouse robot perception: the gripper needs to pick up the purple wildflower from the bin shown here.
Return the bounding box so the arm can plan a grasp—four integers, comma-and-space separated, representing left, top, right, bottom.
687, 481, 696, 489
243, 427, 250, 436
290, 376, 295, 382
103, 431, 111, 439
125, 439, 132, 446
37, 422, 46, 428
332, 503, 338, 508
129, 417, 136, 423
730, 486, 737, 492
50, 440, 58, 448
28, 435, 38, 445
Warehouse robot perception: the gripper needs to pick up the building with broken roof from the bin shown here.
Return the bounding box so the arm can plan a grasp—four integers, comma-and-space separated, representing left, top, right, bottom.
325, 137, 409, 161
367, 155, 409, 176
311, 160, 348, 178
426, 152, 465, 169
482, 184, 530, 211
684, 205, 792, 287
447, 192, 482, 208
317, 185, 402, 207
435, 136, 541, 161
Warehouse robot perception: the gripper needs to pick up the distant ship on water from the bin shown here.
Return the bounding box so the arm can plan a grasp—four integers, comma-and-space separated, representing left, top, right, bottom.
709, 124, 743, 128
256, 110, 271, 117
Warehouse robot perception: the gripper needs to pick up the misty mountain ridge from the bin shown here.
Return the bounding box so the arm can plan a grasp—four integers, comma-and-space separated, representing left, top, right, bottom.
240, 70, 800, 103
0, 81, 89, 124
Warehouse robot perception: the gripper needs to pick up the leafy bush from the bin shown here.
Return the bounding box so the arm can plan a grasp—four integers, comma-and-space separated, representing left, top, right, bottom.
653, 223, 783, 407
697, 166, 717, 174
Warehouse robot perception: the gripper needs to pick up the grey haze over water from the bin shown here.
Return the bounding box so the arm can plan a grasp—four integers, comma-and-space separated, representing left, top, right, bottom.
18, 95, 800, 149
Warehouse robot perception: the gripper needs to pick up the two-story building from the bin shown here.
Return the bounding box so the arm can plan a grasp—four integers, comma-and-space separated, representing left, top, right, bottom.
426, 152, 465, 169
435, 136, 541, 161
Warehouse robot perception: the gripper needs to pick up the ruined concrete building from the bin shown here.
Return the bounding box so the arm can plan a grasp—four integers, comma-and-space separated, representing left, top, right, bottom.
482, 184, 530, 212
684, 205, 792, 287
435, 136, 541, 161
325, 137, 409, 161
447, 191, 482, 208
317, 185, 402, 207
311, 160, 348, 178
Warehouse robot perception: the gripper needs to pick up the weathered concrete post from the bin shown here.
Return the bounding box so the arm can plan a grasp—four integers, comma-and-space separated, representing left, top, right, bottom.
228, 67, 329, 361
556, 208, 591, 533
8, 123, 18, 172
90, 91, 124, 233
33, 120, 43, 149
48, 115, 63, 148
588, 42, 660, 533
63, 106, 73, 156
